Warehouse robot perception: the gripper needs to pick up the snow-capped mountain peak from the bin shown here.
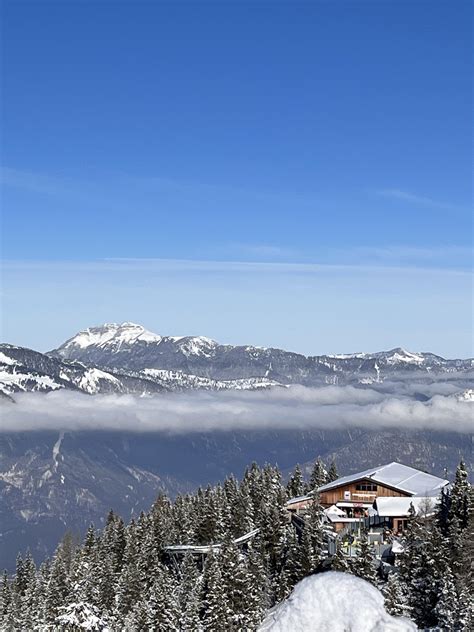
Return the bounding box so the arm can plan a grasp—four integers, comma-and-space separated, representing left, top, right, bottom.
174, 335, 218, 358
58, 322, 163, 351
375, 348, 425, 365
52, 323, 222, 366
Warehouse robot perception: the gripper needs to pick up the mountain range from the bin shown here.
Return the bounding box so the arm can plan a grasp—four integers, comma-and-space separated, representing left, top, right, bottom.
0, 322, 472, 571
2, 321, 472, 398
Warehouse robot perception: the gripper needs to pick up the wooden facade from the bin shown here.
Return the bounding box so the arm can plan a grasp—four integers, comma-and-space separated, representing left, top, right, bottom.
319, 478, 411, 507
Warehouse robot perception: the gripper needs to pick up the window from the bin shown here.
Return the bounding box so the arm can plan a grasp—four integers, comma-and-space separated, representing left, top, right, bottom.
355, 482, 377, 492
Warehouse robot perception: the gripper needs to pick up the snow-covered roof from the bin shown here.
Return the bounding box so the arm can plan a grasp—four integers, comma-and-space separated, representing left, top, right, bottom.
336, 502, 373, 508
317, 462, 448, 496
325, 504, 346, 517
326, 515, 362, 524
285, 494, 313, 506
165, 528, 259, 554
375, 496, 440, 518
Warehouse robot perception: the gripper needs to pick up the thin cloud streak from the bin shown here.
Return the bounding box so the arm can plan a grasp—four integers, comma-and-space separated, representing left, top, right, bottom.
3, 257, 471, 277
1, 386, 472, 434
375, 189, 467, 212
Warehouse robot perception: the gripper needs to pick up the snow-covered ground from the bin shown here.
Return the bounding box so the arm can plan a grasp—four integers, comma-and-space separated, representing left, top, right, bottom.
259, 572, 416, 632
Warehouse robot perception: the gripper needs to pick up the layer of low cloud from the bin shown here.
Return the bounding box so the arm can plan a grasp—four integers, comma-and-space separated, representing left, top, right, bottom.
1, 385, 472, 434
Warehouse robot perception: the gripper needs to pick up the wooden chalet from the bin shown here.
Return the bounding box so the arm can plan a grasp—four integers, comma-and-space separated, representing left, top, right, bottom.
318, 462, 448, 531
286, 462, 448, 534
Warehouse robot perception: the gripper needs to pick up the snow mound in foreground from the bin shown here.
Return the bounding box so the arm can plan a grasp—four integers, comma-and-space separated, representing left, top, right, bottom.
259, 572, 416, 632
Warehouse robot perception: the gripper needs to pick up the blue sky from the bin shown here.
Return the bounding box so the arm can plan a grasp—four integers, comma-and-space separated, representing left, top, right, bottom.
1, 0, 472, 356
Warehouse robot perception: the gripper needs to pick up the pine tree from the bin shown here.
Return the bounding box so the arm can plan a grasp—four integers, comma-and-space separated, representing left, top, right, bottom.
95, 553, 116, 613
327, 459, 338, 483
398, 506, 445, 629
244, 463, 266, 524
196, 485, 220, 544
115, 521, 142, 616
287, 464, 305, 498
0, 571, 11, 617
455, 501, 474, 594
150, 493, 176, 552
44, 551, 70, 622
331, 539, 350, 573
178, 552, 202, 631
246, 540, 271, 628
57, 531, 79, 576
174, 494, 197, 544
13, 554, 26, 596
3, 589, 21, 632
219, 537, 256, 630
32, 559, 51, 625
145, 564, 180, 631
55, 601, 110, 631
434, 568, 459, 630
351, 531, 377, 585
449, 459, 471, 531
436, 486, 451, 536
202, 551, 229, 631
101, 511, 126, 578
445, 461, 473, 593
300, 494, 324, 577
308, 457, 328, 492
122, 599, 149, 631
15, 553, 38, 631
232, 480, 255, 536
283, 524, 304, 585
382, 572, 411, 618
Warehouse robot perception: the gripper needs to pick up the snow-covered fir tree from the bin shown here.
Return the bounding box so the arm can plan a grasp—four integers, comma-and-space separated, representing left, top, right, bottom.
286, 464, 305, 498
382, 572, 411, 619
307, 456, 328, 492
327, 458, 339, 483
331, 539, 351, 573
351, 530, 377, 585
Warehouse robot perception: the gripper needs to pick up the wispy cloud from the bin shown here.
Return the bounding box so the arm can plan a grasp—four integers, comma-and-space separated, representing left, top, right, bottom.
223, 243, 298, 260
346, 245, 472, 267
375, 189, 468, 212
1, 386, 472, 434
2, 257, 471, 277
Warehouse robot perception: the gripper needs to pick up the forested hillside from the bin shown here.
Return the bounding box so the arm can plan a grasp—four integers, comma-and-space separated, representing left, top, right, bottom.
1, 460, 472, 631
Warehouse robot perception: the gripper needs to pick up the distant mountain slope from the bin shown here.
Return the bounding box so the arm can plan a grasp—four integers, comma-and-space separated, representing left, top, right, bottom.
0, 344, 165, 396
0, 343, 281, 397
0, 431, 191, 571
50, 322, 473, 384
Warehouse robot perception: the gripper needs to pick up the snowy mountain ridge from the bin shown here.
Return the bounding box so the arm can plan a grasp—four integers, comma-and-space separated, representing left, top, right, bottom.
0, 343, 281, 398
48, 322, 473, 387
0, 324, 472, 398
53, 322, 442, 363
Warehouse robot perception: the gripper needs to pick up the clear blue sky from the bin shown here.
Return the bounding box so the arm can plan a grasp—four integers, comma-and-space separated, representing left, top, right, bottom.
1, 1, 472, 356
